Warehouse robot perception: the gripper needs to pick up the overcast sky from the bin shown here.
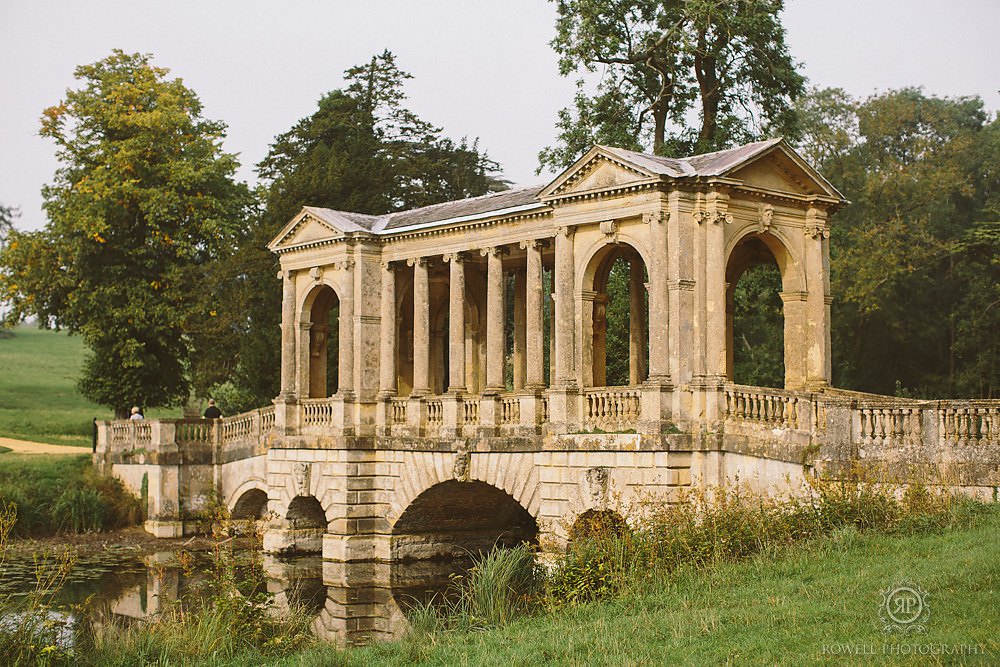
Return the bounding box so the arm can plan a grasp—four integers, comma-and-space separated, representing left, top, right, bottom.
2, 0, 998, 232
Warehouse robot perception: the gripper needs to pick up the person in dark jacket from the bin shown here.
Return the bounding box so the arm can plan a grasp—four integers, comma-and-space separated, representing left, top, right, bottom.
203, 399, 222, 419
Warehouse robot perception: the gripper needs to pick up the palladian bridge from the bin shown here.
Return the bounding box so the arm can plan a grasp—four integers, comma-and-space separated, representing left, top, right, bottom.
97, 139, 1000, 579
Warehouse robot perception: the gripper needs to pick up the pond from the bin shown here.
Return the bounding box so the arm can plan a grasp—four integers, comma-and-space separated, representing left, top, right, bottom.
0, 542, 471, 646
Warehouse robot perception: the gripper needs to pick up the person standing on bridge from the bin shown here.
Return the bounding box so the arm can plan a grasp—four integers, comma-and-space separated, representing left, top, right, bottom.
203, 399, 222, 419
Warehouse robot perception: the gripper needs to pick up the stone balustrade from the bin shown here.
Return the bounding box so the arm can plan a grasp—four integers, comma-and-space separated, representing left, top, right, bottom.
725, 385, 801, 429
582, 387, 641, 432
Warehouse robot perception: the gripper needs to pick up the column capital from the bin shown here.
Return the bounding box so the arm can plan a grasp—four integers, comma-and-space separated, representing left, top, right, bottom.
643, 210, 669, 225
277, 268, 295, 280
805, 207, 830, 239
480, 245, 509, 258
381, 260, 399, 272
519, 238, 547, 250
406, 256, 428, 268
555, 225, 576, 238
443, 251, 467, 264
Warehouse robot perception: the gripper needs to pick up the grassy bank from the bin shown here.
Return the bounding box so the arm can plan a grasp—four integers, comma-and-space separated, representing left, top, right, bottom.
0, 454, 141, 536
8, 482, 985, 666
0, 325, 109, 447
330, 507, 998, 666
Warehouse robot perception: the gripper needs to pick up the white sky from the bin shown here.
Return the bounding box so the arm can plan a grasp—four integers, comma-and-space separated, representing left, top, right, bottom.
2, 0, 998, 232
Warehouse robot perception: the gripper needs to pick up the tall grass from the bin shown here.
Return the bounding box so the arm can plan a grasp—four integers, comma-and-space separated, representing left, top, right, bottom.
0, 454, 141, 537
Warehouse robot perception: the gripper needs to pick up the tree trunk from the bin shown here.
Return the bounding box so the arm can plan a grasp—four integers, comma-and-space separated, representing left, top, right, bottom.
695, 51, 719, 151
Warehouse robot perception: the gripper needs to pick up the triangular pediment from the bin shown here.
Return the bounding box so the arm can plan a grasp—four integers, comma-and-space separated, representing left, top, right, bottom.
540, 147, 660, 200
728, 148, 833, 198
267, 209, 344, 251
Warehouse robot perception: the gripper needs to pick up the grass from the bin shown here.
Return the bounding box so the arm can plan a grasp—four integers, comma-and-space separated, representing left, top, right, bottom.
302, 506, 1000, 666
0, 324, 180, 447
0, 454, 141, 537
0, 325, 108, 447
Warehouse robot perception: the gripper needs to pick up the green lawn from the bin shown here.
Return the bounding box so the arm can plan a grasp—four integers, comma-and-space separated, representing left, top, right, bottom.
0, 325, 178, 447
0, 325, 108, 447
319, 509, 1000, 666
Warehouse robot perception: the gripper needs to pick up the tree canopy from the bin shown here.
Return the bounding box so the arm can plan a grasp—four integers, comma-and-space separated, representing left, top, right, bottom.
539, 0, 804, 170
798, 88, 1000, 397
0, 51, 252, 415
215, 51, 508, 412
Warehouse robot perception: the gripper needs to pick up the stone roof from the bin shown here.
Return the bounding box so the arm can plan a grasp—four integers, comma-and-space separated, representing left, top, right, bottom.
379, 185, 546, 231
600, 138, 783, 178
286, 138, 839, 240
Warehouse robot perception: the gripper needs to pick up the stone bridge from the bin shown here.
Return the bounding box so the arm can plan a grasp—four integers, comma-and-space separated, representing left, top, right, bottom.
96, 139, 1000, 567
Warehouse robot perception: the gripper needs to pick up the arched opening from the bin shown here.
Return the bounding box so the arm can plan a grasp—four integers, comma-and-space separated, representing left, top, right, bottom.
284, 495, 327, 554
306, 285, 339, 398
725, 235, 790, 388
392, 480, 537, 562
231, 488, 269, 521
585, 244, 649, 387
391, 480, 538, 608
569, 509, 628, 545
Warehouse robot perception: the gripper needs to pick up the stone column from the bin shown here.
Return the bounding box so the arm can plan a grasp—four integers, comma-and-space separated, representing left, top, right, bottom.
297, 321, 313, 397
337, 259, 355, 398
279, 269, 297, 398
521, 239, 545, 389
703, 191, 730, 380
481, 246, 506, 392
629, 258, 648, 385
408, 257, 431, 395
378, 262, 397, 396
445, 252, 467, 393
554, 227, 576, 386
513, 271, 526, 390
805, 206, 832, 388
643, 209, 671, 382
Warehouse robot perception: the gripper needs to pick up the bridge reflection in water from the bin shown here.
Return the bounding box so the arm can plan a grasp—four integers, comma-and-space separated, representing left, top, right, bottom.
82, 550, 472, 646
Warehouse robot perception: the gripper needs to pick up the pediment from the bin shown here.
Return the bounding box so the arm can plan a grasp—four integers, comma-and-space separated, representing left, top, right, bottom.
268, 210, 343, 251
540, 147, 658, 199
725, 145, 843, 200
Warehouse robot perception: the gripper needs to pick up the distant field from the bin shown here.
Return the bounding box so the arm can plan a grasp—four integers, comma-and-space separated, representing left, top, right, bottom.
0, 326, 108, 447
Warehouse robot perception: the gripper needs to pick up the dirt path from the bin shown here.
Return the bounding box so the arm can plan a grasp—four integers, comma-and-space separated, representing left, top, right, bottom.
0, 436, 90, 455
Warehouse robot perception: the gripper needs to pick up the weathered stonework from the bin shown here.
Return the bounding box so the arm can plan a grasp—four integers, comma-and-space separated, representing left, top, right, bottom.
94, 140, 1000, 563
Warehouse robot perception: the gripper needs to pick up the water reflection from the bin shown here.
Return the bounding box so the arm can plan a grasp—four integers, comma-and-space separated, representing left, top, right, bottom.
0, 547, 473, 647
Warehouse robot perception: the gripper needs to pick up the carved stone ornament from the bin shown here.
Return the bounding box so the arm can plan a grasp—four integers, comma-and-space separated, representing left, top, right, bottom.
599, 219, 619, 243
309, 266, 323, 281
758, 203, 774, 233
642, 210, 668, 225
584, 467, 609, 506
333, 259, 356, 271
453, 444, 471, 482
292, 462, 312, 496
695, 207, 733, 225
805, 209, 830, 239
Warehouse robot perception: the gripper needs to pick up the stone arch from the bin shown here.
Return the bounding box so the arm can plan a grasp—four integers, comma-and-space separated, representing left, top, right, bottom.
391, 480, 538, 561
568, 508, 628, 544
579, 237, 651, 387
725, 229, 805, 388
282, 495, 328, 554
231, 486, 269, 521
299, 282, 341, 398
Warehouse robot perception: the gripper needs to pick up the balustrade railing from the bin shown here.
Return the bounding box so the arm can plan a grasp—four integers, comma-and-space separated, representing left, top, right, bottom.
301, 398, 335, 428
390, 398, 407, 425
463, 398, 480, 426
856, 404, 923, 448
724, 385, 800, 429
500, 395, 520, 425
176, 420, 212, 444
937, 402, 1000, 447
426, 398, 443, 425
583, 387, 641, 432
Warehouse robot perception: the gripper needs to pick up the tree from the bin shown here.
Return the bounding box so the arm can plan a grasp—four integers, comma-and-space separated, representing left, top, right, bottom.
0, 204, 16, 245
0, 51, 251, 416
540, 0, 804, 170
798, 88, 1000, 397
220, 51, 508, 411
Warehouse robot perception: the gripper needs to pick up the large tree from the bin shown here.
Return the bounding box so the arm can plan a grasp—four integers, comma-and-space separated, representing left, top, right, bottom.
798, 88, 1000, 397
0, 51, 251, 415
217, 51, 507, 412
540, 0, 804, 169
